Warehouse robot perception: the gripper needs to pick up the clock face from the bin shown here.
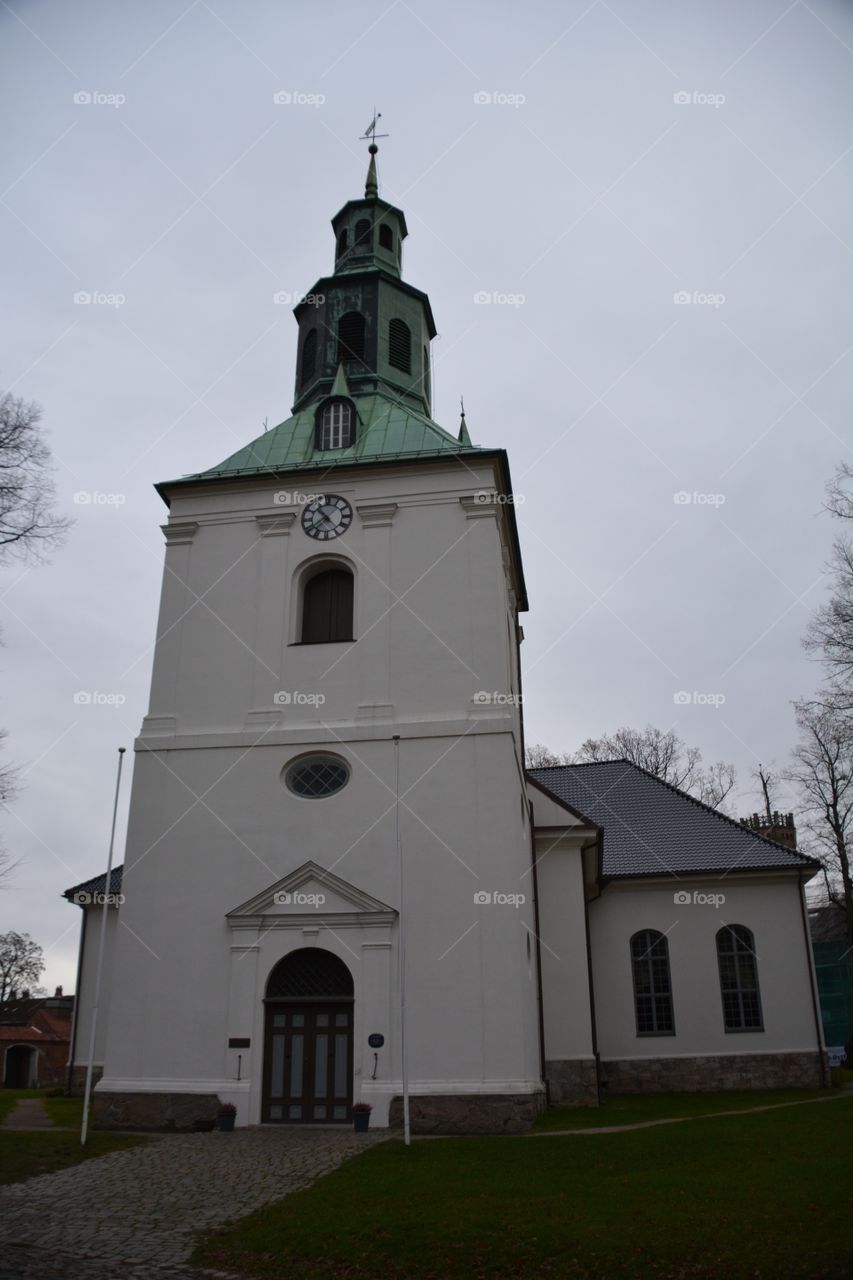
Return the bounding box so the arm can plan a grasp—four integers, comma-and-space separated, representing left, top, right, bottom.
301, 494, 353, 541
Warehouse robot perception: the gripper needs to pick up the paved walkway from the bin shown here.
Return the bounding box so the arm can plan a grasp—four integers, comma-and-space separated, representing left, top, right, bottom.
1, 1099, 56, 1131
0, 1127, 388, 1279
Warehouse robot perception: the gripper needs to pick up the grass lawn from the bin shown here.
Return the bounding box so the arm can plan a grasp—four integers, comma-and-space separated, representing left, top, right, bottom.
533, 1086, 837, 1131
43, 1094, 84, 1127
195, 1093, 853, 1280
0, 1130, 150, 1185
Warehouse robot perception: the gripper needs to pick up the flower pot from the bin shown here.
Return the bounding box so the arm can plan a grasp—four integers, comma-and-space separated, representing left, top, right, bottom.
217, 1111, 236, 1132
353, 1111, 370, 1133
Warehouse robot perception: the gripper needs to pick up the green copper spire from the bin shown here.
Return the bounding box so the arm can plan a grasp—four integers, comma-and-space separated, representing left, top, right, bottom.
458, 397, 472, 445
365, 143, 379, 199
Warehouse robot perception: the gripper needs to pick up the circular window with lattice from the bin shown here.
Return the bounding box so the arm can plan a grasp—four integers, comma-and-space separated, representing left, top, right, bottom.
284, 755, 350, 799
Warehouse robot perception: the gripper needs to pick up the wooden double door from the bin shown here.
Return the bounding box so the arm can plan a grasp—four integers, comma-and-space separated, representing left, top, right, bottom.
262, 1002, 353, 1123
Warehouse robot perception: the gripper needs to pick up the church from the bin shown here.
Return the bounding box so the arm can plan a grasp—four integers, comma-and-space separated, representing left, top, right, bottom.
64, 143, 828, 1133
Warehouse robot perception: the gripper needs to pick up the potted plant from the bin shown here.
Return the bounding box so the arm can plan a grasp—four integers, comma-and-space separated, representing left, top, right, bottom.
216, 1102, 237, 1132
352, 1102, 372, 1133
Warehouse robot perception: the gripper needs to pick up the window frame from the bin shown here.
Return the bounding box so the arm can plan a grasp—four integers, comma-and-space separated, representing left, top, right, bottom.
316, 400, 354, 451
630, 929, 675, 1037
295, 560, 355, 646
716, 925, 764, 1033
388, 318, 412, 374
284, 755, 351, 800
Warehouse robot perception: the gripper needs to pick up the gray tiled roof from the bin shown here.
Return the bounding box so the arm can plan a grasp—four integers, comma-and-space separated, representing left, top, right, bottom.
528, 761, 819, 879
63, 865, 123, 901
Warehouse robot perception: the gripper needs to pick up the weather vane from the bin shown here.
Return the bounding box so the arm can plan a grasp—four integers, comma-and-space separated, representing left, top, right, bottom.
360, 111, 389, 147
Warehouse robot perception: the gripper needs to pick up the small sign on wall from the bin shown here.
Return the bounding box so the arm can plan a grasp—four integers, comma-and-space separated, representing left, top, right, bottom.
229, 1038, 251, 1049
827, 1046, 847, 1068
368, 1033, 385, 1048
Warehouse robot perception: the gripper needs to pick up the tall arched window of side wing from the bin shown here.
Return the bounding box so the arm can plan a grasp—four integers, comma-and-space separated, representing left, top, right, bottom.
630, 929, 674, 1036
388, 318, 411, 374
337, 312, 365, 364
300, 329, 317, 387
716, 925, 763, 1031
301, 567, 354, 644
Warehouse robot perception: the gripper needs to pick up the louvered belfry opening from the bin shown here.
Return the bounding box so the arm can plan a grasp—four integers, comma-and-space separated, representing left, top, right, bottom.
300, 329, 317, 386
388, 318, 411, 373
301, 567, 353, 644
337, 311, 366, 364
266, 948, 354, 1000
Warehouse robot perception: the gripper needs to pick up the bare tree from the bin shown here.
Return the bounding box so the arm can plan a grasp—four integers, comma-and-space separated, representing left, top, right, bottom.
805, 463, 853, 716
524, 743, 574, 768
0, 393, 70, 563
785, 700, 853, 1058
528, 725, 736, 811
0, 931, 45, 1003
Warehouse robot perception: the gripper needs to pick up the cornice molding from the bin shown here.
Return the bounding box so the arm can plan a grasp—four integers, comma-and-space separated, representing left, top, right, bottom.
161, 521, 199, 545
256, 512, 297, 537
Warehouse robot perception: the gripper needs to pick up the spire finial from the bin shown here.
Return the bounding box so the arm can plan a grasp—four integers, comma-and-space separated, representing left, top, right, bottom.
360, 111, 389, 200
458, 396, 472, 446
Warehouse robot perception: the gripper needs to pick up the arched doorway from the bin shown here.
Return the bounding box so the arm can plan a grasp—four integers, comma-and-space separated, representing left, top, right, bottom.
3, 1044, 35, 1088
262, 948, 354, 1123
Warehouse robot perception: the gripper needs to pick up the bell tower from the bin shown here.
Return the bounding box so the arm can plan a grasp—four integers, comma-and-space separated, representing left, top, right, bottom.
292, 142, 435, 419
95, 136, 543, 1135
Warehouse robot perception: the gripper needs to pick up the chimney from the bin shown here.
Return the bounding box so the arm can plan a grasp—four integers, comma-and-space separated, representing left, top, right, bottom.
741, 811, 797, 850
54, 985, 63, 997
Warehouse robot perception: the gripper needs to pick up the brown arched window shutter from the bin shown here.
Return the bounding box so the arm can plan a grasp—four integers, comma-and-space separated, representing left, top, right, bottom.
301, 569, 354, 644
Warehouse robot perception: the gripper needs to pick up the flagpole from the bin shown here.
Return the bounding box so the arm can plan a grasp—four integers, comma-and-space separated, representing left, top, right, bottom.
80, 747, 126, 1146
394, 734, 411, 1146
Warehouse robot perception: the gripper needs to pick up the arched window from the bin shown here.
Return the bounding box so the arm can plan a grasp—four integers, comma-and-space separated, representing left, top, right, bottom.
378, 223, 393, 251
354, 218, 371, 248
630, 930, 674, 1035
301, 567, 354, 644
300, 329, 317, 386
717, 925, 763, 1031
388, 318, 411, 374
337, 229, 348, 257
337, 312, 365, 364
317, 400, 353, 450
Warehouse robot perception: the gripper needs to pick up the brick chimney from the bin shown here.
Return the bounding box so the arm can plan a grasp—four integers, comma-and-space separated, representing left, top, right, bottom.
54, 985, 63, 997
741, 811, 797, 849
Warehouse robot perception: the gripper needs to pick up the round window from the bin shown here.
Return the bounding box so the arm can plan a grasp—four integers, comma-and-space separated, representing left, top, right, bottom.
285, 755, 350, 799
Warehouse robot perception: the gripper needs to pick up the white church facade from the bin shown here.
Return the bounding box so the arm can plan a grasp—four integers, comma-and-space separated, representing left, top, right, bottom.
65, 147, 828, 1132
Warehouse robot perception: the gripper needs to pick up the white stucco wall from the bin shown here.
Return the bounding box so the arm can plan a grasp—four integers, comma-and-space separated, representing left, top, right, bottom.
98, 457, 542, 1124
588, 875, 821, 1060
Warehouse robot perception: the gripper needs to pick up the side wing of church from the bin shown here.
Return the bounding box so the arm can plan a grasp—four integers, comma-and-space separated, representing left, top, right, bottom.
65, 146, 828, 1132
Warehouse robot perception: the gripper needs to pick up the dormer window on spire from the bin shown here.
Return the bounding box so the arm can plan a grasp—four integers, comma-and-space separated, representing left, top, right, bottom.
317, 400, 354, 450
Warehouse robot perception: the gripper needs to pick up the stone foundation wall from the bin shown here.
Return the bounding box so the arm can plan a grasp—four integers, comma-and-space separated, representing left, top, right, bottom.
545, 1058, 600, 1107
68, 1065, 103, 1095
600, 1051, 830, 1094
92, 1091, 221, 1131
388, 1092, 545, 1134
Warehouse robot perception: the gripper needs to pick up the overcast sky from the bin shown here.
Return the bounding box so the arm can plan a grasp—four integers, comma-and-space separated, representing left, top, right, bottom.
1, 0, 850, 994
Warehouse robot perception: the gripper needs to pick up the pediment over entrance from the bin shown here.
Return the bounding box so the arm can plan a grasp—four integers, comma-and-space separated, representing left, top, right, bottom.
226, 860, 397, 927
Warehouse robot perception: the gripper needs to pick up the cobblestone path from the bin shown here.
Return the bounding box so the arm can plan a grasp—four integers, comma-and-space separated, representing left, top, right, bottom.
0, 1127, 388, 1279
